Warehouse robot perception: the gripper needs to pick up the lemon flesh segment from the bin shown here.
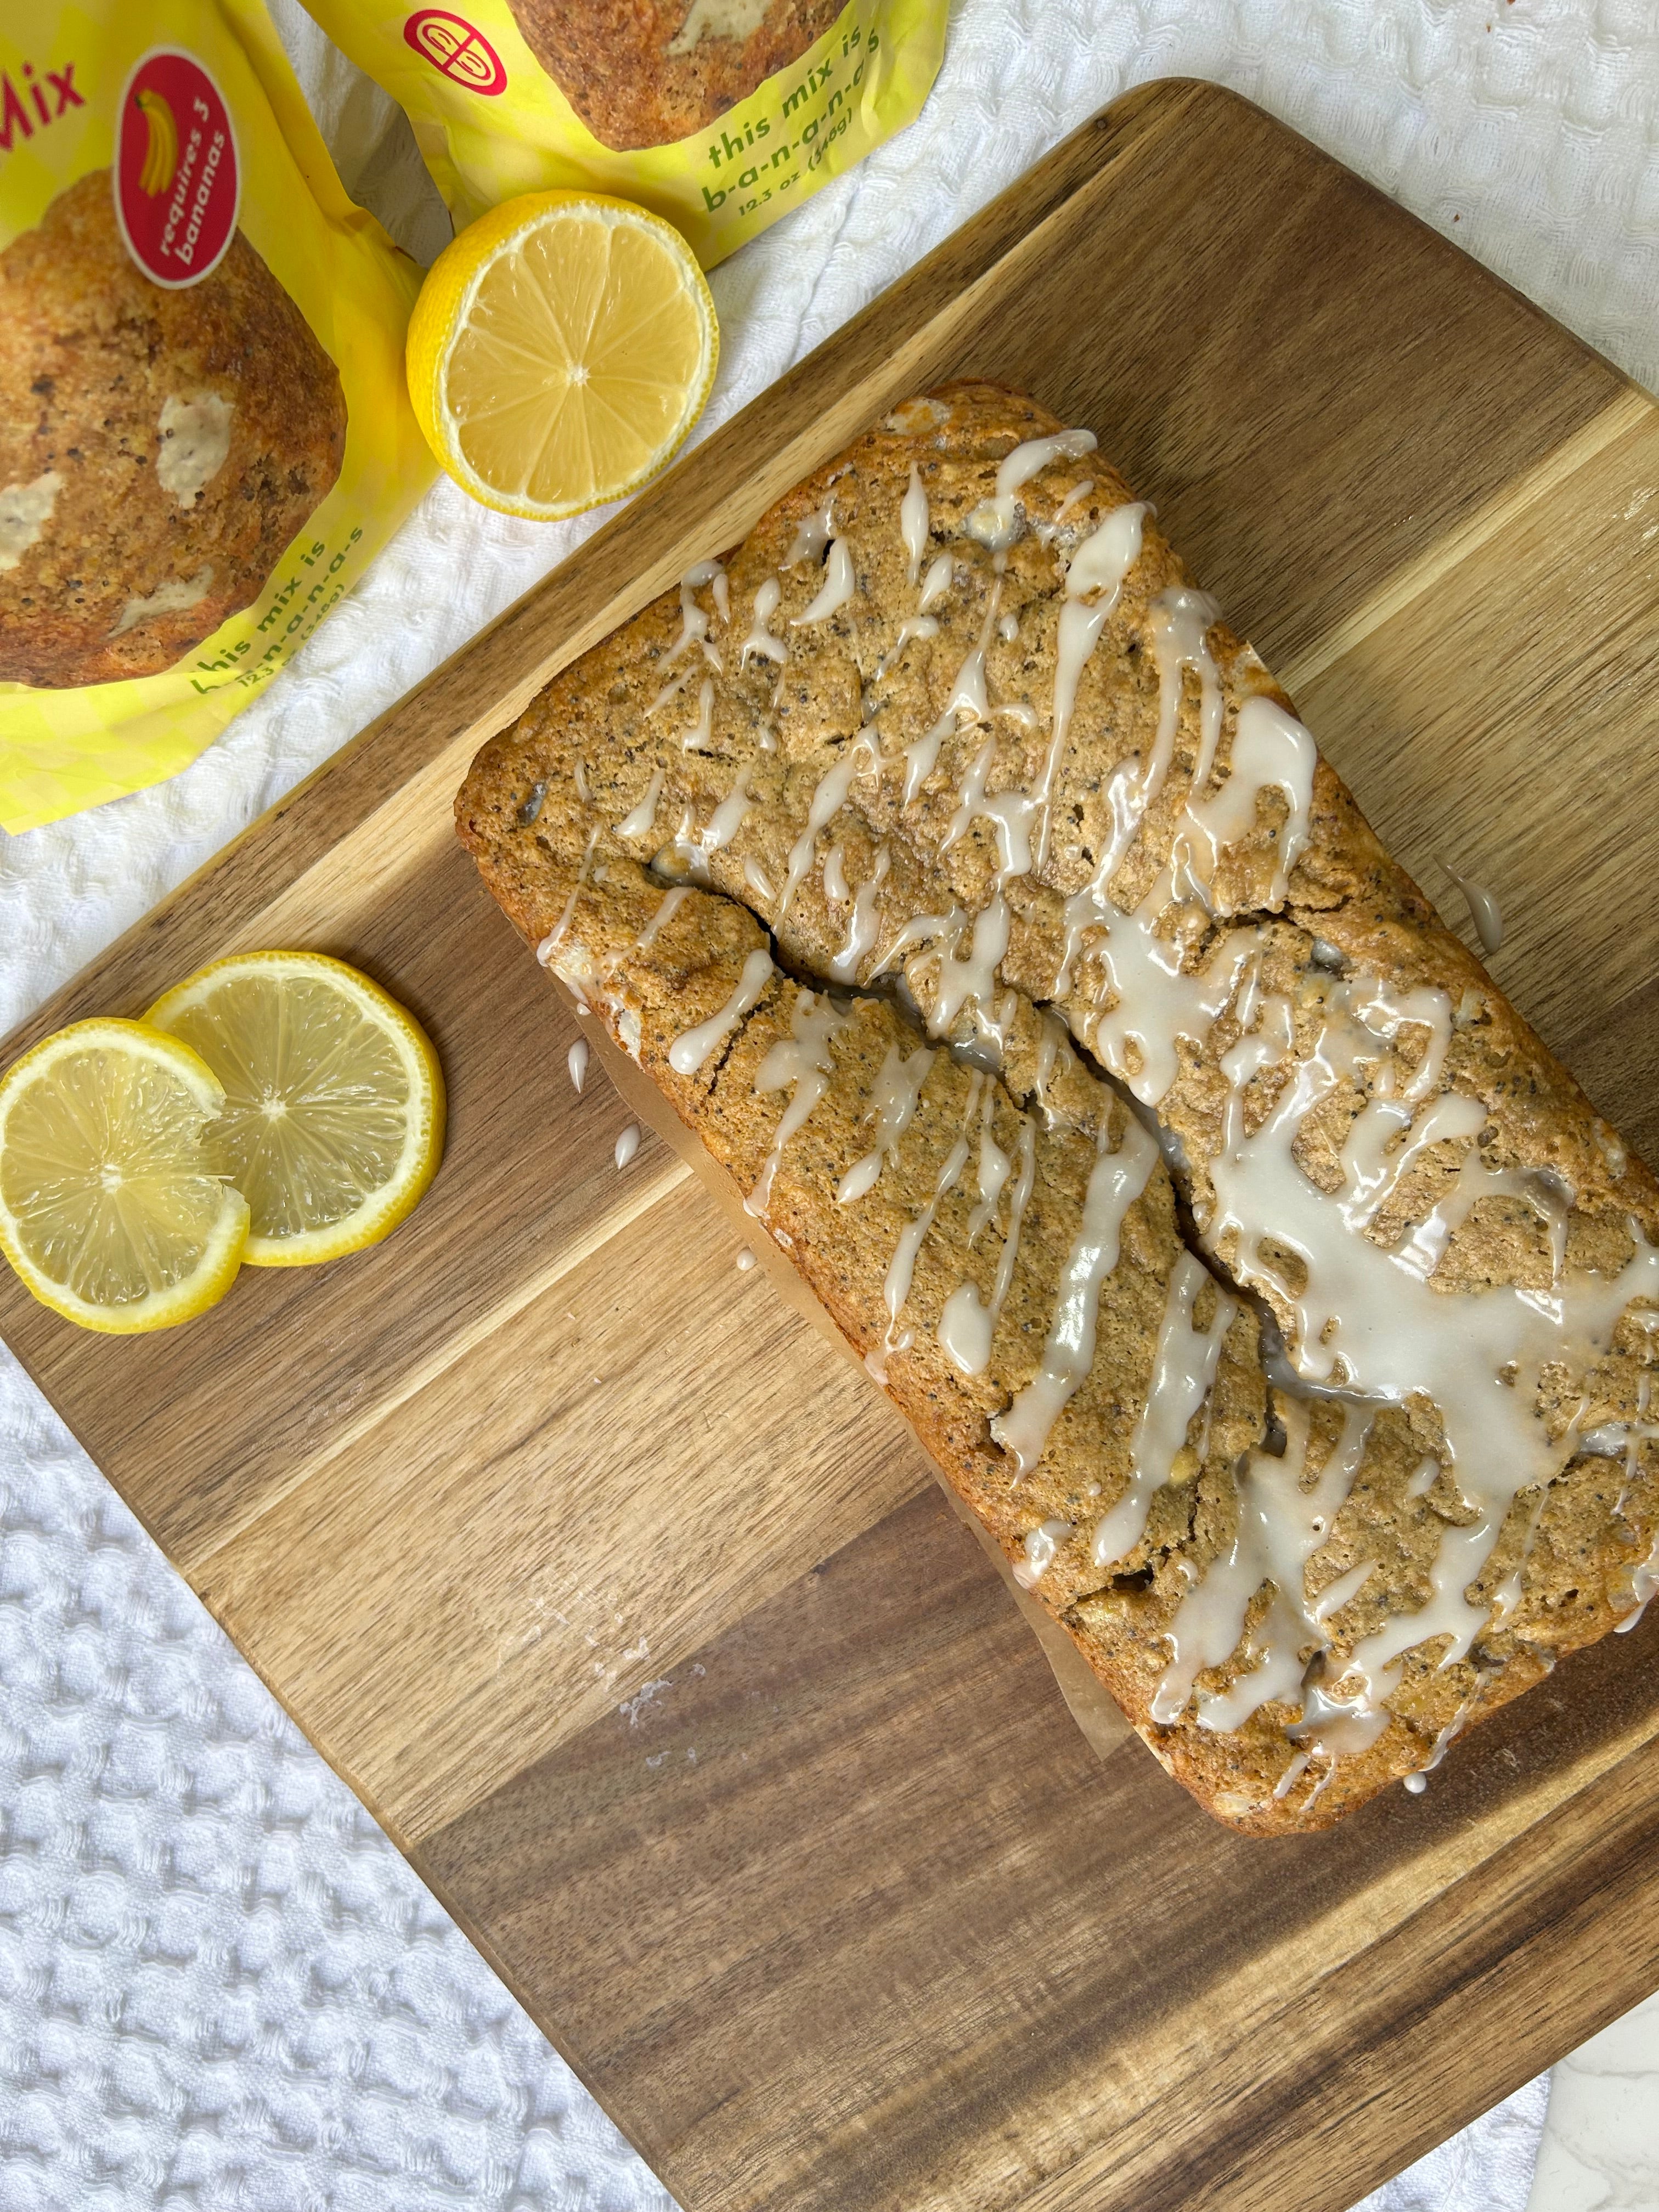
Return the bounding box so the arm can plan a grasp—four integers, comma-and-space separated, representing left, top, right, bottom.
0, 1018, 248, 1334
411, 193, 718, 520
146, 952, 444, 1267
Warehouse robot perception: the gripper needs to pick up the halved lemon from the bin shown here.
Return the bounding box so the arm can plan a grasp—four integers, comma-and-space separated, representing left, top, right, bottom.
406, 189, 718, 520
146, 952, 444, 1268
0, 1018, 249, 1334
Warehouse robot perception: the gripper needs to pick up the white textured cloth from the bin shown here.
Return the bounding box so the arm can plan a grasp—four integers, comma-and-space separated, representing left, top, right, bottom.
4, 0, 1657, 2202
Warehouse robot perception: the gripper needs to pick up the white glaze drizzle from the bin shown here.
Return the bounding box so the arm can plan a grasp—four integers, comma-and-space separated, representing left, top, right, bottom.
836, 1041, 935, 1203
1154, 586, 1224, 799
743, 857, 776, 904
942, 733, 1038, 883
875, 1076, 981, 1366
1066, 867, 1255, 1104
899, 582, 1003, 809
614, 1124, 641, 1170
1064, 500, 1149, 601
793, 538, 856, 626
967, 1080, 1012, 1240
917, 554, 953, 612
887, 614, 940, 661
938, 1115, 1035, 1375
1618, 1526, 1659, 1633
776, 731, 878, 916
929, 896, 1012, 1039
1078, 585, 1223, 900
646, 668, 692, 717
567, 1038, 589, 1093
537, 827, 600, 966
654, 799, 709, 886
636, 885, 690, 950
967, 427, 1097, 550
1273, 1751, 1311, 1799
901, 713, 952, 805
991, 1116, 1159, 1475
1600, 1367, 1659, 1633
829, 847, 891, 980
1013, 1518, 1075, 1590
786, 495, 835, 565
1053, 478, 1095, 523
1149, 1398, 1373, 1730
1441, 859, 1504, 955
1030, 501, 1148, 870
681, 678, 716, 752
821, 844, 849, 903
617, 768, 665, 840
700, 765, 753, 852
870, 905, 969, 979
740, 577, 787, 669
667, 946, 774, 1074
667, 558, 725, 668
1092, 1252, 1236, 1565
944, 576, 1000, 724
901, 463, 929, 586
1175, 694, 1318, 905
746, 991, 847, 1215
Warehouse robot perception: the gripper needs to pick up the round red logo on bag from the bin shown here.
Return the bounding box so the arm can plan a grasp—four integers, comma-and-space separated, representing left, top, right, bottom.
403, 10, 507, 94
114, 49, 240, 289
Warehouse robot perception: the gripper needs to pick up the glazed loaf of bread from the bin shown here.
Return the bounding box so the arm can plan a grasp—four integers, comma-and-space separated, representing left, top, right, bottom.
457, 379, 1659, 1833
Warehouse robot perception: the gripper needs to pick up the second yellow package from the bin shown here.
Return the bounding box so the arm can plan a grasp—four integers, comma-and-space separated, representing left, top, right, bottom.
299, 0, 949, 266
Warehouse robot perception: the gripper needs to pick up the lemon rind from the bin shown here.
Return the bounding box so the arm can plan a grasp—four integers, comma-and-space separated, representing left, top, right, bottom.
0, 1017, 249, 1334
0, 1186, 251, 1336
145, 950, 447, 1271
407, 190, 718, 523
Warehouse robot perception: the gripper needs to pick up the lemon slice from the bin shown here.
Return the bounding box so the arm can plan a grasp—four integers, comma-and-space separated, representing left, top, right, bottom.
0, 1018, 249, 1334
146, 952, 445, 1268
406, 190, 718, 520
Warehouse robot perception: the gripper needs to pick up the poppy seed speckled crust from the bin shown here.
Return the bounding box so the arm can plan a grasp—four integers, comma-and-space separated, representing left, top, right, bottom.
0, 171, 346, 689
510, 0, 843, 152
458, 380, 1659, 1833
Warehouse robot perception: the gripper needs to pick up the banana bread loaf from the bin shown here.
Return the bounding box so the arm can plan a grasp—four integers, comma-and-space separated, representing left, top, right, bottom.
457, 379, 1659, 1832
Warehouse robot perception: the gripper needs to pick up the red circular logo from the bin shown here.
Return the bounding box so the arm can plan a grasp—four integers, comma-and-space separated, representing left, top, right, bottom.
114, 49, 240, 289
403, 10, 507, 94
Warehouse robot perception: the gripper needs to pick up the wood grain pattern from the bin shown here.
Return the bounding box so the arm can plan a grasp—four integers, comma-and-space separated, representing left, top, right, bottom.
420, 1488, 1659, 2212
3, 77, 1658, 2212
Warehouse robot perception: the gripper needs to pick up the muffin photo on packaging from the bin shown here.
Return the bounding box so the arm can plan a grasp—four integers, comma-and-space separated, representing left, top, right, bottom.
507, 0, 847, 153
297, 0, 947, 265
0, 2, 435, 835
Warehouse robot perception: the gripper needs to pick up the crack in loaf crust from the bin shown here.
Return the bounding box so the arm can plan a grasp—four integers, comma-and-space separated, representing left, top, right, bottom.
457, 378, 1659, 1834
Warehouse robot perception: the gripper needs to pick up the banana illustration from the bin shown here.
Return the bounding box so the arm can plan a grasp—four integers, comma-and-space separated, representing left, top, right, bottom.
136, 89, 179, 198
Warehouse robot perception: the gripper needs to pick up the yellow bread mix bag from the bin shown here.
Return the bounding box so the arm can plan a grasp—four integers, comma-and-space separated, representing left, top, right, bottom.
298, 0, 947, 266
0, 0, 435, 834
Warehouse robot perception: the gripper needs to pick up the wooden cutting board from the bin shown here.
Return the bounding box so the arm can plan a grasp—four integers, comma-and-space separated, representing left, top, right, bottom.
6, 77, 1659, 2212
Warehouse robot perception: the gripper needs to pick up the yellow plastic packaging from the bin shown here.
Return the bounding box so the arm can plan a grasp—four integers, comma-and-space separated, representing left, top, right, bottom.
298, 0, 947, 266
0, 1, 436, 834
